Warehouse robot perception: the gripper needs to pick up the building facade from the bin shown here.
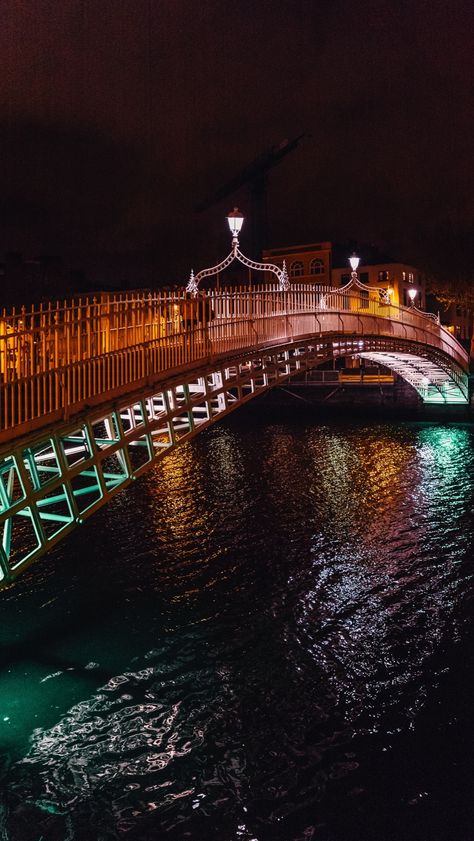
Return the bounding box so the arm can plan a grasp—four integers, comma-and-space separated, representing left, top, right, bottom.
263, 242, 332, 287
264, 240, 474, 355
263, 241, 426, 310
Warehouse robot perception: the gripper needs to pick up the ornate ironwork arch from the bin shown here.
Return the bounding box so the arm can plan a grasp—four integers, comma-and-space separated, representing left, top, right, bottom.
318, 267, 440, 324
186, 233, 290, 295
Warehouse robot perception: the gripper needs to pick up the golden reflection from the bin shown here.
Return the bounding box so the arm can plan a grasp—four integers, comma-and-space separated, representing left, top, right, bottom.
258, 423, 474, 591
146, 442, 210, 543
290, 423, 474, 730
135, 428, 250, 583
260, 425, 417, 546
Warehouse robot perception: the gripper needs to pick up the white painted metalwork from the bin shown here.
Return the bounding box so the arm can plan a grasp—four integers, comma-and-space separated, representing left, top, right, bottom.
320, 265, 438, 318
0, 341, 325, 584
186, 210, 289, 294
0, 281, 470, 586
0, 285, 468, 442
359, 351, 466, 403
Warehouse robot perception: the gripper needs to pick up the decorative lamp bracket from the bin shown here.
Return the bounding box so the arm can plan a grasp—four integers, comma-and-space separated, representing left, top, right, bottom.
316, 271, 439, 324
186, 247, 290, 296
340, 272, 391, 302
409, 303, 440, 323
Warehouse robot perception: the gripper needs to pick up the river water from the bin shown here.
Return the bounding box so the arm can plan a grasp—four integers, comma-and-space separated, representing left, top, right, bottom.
1, 403, 474, 841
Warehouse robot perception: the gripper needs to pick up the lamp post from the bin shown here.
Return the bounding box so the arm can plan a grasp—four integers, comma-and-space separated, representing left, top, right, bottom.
227, 207, 244, 252
345, 251, 391, 306
186, 209, 289, 296
408, 287, 417, 307
349, 253, 360, 281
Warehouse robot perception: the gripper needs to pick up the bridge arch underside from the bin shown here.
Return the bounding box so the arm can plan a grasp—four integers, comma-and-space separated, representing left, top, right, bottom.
0, 332, 468, 584
329, 336, 469, 405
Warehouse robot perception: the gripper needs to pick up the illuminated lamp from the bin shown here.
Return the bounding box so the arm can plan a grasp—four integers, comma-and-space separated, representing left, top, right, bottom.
408, 287, 417, 305
186, 206, 289, 295
349, 254, 360, 272
227, 207, 244, 238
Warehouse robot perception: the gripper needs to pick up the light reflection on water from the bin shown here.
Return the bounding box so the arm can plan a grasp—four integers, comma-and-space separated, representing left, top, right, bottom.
1, 413, 474, 840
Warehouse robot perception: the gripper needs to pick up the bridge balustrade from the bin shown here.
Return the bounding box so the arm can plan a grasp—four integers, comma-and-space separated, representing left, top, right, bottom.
0, 284, 467, 440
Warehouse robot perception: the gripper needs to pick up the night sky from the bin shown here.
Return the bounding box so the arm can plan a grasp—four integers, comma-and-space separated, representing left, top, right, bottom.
0, 0, 473, 287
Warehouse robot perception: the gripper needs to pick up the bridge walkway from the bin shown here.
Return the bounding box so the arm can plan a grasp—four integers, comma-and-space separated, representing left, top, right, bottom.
0, 283, 469, 585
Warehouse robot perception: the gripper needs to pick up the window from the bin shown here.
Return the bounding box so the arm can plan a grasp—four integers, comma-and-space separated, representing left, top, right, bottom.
408, 272, 414, 282
402, 271, 406, 281
340, 274, 350, 286
359, 272, 369, 284
289, 260, 304, 277
309, 258, 324, 275
378, 271, 389, 281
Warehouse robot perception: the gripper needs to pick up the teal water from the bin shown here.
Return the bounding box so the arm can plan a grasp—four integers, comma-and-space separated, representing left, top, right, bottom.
1, 408, 474, 840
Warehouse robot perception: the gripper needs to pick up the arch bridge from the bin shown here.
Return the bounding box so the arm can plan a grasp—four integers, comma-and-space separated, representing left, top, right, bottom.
0, 282, 468, 586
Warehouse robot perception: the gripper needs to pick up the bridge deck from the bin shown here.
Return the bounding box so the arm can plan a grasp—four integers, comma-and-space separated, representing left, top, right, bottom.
0, 283, 469, 585
0, 284, 468, 444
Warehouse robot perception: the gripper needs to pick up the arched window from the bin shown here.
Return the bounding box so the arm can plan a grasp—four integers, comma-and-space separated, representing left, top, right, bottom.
309, 258, 324, 275
289, 260, 304, 277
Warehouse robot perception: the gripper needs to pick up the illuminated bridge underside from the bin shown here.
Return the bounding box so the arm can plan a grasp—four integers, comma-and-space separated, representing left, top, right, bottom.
0, 326, 469, 586
359, 350, 468, 404
0, 343, 319, 585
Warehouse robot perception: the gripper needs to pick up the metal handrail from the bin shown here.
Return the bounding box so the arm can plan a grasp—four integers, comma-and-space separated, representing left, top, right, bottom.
0, 284, 467, 436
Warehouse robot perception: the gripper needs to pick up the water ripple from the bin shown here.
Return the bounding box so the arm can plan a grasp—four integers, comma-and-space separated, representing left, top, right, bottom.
1, 417, 474, 840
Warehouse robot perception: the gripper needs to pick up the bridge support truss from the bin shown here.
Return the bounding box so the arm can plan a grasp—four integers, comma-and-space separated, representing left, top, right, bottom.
358, 349, 468, 403
330, 337, 469, 404
0, 326, 469, 587
0, 343, 325, 586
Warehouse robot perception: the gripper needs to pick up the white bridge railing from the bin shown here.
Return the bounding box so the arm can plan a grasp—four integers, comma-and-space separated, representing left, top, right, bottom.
0, 284, 467, 440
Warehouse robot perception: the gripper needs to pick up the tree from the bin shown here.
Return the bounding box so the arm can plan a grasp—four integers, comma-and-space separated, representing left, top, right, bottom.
421, 220, 474, 311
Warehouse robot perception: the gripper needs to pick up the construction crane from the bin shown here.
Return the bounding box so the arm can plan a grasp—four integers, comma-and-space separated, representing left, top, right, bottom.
196, 135, 306, 261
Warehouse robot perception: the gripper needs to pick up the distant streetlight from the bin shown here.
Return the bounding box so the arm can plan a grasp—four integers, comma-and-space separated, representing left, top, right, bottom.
408, 287, 417, 306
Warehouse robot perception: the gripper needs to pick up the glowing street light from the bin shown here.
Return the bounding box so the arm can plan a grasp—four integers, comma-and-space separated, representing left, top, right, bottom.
186, 209, 289, 296
349, 253, 360, 273
408, 287, 417, 306
349, 253, 360, 290
227, 207, 244, 242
